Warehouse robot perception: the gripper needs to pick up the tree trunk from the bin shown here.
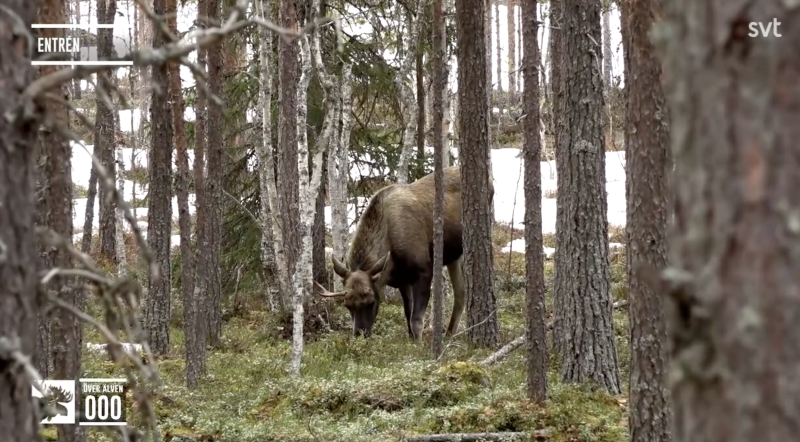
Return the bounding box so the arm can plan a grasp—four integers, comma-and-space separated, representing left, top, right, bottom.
35, 118, 52, 381
312, 151, 328, 288
506, 0, 516, 105
602, 1, 613, 137
494, 0, 501, 99
80, 158, 98, 254
430, 0, 445, 358
521, 0, 547, 404
36, 0, 85, 439
0, 1, 44, 438
416, 19, 427, 181
484, 0, 494, 223
278, 0, 301, 318
114, 136, 127, 274
602, 2, 612, 88
256, 0, 286, 312
550, 0, 564, 357
289, 34, 315, 376
145, 0, 174, 356
654, 2, 800, 442
191, 0, 209, 377
96, 0, 118, 266
621, 0, 672, 440
329, 64, 353, 292
204, 0, 224, 347
484, 0, 491, 125
72, 0, 82, 99
552, 0, 620, 395
456, 0, 499, 348
167, 0, 202, 387
395, 1, 424, 185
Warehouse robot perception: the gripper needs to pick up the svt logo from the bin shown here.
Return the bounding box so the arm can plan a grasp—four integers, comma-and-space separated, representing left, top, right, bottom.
748, 18, 782, 37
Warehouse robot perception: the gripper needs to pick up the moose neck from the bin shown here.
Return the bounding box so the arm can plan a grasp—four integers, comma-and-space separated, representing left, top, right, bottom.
346, 186, 394, 273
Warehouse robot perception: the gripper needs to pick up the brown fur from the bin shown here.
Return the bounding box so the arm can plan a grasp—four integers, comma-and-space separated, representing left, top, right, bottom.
318, 166, 495, 339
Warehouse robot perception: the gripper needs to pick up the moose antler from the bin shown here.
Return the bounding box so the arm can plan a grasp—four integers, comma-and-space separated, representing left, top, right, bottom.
313, 280, 346, 298
47, 385, 73, 403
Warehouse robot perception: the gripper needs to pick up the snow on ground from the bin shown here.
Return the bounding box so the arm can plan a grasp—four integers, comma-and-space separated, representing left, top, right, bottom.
492, 148, 627, 233
71, 142, 628, 254
493, 149, 626, 255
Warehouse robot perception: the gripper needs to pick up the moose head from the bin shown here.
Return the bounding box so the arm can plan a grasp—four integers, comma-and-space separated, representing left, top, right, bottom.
314, 252, 391, 337
44, 385, 74, 418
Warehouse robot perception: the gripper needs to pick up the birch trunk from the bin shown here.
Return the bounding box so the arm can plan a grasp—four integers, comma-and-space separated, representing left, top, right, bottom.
330, 64, 354, 291
289, 36, 314, 376
494, 0, 502, 101
256, 0, 285, 312
395, 1, 424, 184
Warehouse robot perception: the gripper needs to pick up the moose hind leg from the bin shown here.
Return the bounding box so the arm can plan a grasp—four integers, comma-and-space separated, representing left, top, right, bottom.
445, 258, 466, 336
399, 284, 414, 338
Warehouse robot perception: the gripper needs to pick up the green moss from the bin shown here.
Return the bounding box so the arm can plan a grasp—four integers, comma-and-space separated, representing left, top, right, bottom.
40, 427, 58, 441
70, 223, 630, 442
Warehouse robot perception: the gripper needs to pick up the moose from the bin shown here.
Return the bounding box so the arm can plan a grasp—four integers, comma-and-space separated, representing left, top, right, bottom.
314, 166, 494, 340
40, 384, 74, 420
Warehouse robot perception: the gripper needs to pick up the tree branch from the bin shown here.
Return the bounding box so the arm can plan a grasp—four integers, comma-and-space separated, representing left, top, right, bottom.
402, 429, 551, 441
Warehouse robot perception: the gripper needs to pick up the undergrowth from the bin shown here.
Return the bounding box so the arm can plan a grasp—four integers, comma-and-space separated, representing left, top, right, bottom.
63, 225, 630, 442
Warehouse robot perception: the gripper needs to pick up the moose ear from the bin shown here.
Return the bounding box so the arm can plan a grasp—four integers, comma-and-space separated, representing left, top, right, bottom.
331, 256, 350, 279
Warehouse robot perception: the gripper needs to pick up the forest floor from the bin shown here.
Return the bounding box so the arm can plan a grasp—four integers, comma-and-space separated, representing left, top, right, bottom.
44, 223, 630, 442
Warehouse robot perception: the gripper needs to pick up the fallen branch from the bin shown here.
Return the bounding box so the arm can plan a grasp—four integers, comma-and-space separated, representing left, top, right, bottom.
403, 429, 550, 441
479, 301, 627, 367
479, 335, 525, 366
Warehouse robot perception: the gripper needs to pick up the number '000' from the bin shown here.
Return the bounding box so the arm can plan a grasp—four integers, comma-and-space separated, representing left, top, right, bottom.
85, 395, 122, 421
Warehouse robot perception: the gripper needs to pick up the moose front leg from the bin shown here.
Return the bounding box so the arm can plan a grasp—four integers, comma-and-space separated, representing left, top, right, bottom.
409, 271, 433, 341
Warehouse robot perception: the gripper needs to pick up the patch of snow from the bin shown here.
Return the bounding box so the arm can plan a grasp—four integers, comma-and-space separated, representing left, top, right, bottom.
86, 342, 143, 355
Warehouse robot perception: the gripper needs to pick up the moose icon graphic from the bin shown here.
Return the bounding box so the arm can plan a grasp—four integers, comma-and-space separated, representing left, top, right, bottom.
31, 380, 76, 424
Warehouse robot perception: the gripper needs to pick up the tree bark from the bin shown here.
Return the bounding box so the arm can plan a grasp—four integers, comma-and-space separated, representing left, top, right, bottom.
329, 64, 353, 292
256, 0, 286, 312
552, 0, 620, 395
167, 0, 202, 387
114, 113, 127, 274
36, 0, 85, 439
96, 0, 118, 266
430, 0, 445, 359
548, 0, 562, 356
456, 0, 499, 348
191, 0, 209, 377
416, 18, 427, 181
80, 159, 98, 254
395, 1, 424, 185
621, 0, 672, 440
602, 2, 612, 89
655, 1, 800, 441
0, 1, 44, 438
602, 1, 613, 136
506, 0, 516, 104
204, 0, 224, 347
494, 0, 501, 96
289, 34, 314, 376
145, 0, 174, 356
278, 0, 301, 316
521, 0, 547, 404
312, 151, 328, 288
